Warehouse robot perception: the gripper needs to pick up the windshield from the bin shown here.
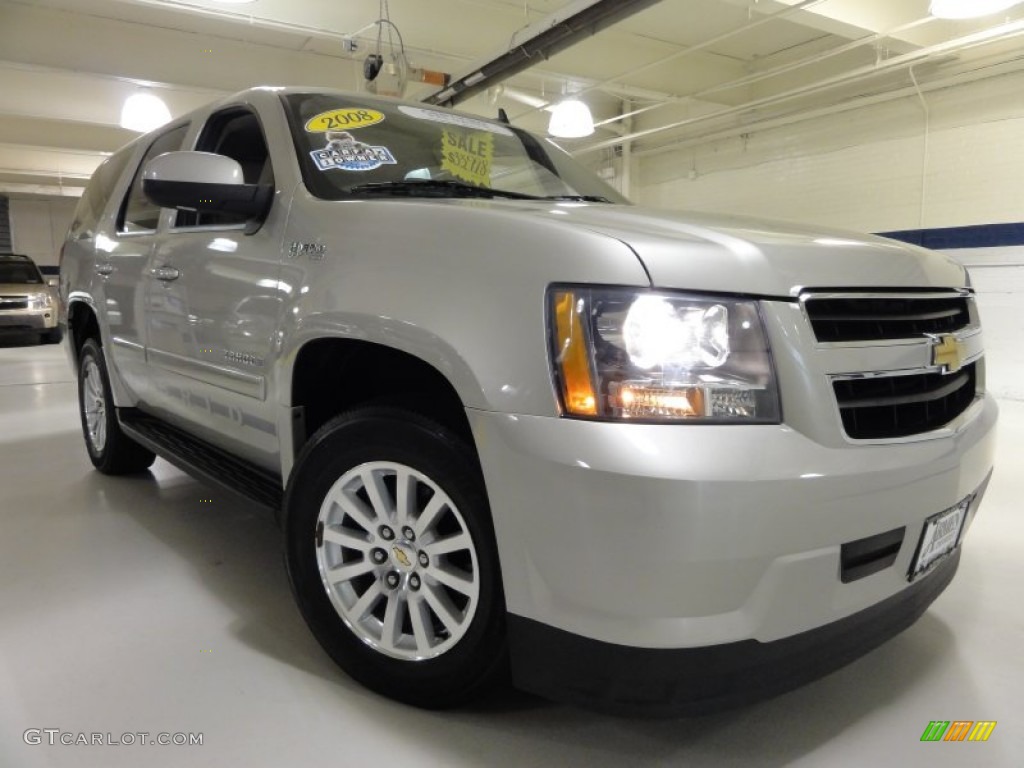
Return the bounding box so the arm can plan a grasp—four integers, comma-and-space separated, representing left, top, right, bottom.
282, 93, 627, 203
0, 262, 43, 284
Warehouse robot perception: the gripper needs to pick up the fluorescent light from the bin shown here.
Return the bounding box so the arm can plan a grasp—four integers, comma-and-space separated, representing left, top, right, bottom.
120, 92, 171, 132
548, 98, 594, 138
930, 0, 1022, 19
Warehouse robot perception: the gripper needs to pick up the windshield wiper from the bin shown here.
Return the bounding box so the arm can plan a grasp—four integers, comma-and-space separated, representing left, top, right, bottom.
542, 194, 613, 203
345, 180, 544, 200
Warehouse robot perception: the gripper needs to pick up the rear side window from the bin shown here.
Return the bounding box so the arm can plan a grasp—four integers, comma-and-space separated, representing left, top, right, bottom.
118, 124, 190, 234
68, 150, 132, 240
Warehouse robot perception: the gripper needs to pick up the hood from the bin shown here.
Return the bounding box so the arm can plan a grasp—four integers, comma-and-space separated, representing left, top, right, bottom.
500, 202, 967, 297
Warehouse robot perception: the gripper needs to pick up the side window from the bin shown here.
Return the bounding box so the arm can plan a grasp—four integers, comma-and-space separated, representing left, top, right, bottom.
69, 150, 132, 240
117, 124, 189, 234
176, 108, 274, 228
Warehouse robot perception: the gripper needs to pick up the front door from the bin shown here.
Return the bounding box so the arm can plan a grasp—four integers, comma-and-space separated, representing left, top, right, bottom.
143, 107, 287, 470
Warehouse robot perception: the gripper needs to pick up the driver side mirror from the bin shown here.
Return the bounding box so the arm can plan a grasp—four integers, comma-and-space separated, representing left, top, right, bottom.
142, 151, 272, 219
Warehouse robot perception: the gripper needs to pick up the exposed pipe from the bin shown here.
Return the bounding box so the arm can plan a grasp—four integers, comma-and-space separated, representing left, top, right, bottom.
620, 99, 633, 198
509, 0, 831, 121
489, 84, 550, 110
908, 65, 931, 229
578, 16, 1024, 154
589, 15, 937, 133
630, 55, 1024, 160
421, 0, 663, 107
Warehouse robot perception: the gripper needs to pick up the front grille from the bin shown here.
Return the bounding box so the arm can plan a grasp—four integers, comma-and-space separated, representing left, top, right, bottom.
0, 296, 29, 310
834, 364, 977, 439
805, 294, 970, 342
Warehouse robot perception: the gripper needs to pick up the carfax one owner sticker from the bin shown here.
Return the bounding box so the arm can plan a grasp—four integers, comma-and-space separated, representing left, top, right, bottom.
305, 107, 397, 172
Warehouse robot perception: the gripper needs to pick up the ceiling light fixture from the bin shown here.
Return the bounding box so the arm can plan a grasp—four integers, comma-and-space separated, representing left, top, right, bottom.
930, 0, 1023, 19
120, 92, 172, 133
548, 98, 595, 138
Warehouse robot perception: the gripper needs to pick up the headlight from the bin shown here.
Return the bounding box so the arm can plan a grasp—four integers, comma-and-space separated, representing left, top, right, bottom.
28, 293, 53, 309
548, 287, 781, 423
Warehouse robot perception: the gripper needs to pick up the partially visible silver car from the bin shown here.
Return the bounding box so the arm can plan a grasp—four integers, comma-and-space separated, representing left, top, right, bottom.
0, 253, 61, 343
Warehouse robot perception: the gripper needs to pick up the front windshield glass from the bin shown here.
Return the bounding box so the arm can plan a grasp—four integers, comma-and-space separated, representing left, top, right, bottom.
0, 262, 43, 284
282, 93, 627, 203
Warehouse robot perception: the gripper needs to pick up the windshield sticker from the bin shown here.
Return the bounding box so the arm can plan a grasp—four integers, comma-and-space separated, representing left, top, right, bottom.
399, 105, 513, 137
310, 132, 397, 172
305, 108, 385, 133
441, 129, 493, 187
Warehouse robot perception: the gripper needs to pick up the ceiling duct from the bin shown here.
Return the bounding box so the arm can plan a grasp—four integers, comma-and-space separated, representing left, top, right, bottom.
422, 0, 663, 107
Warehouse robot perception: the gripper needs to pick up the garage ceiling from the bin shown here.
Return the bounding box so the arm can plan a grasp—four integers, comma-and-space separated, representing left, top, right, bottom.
3, 0, 1024, 199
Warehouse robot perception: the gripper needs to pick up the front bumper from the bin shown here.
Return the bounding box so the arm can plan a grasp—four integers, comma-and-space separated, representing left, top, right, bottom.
467, 393, 997, 712
507, 550, 962, 716
0, 307, 57, 332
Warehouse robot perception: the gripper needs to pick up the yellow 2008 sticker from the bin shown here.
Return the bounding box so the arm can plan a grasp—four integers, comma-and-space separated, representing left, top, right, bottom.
305, 108, 385, 133
441, 129, 493, 187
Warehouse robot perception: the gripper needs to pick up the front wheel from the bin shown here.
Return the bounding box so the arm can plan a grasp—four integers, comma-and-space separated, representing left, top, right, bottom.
284, 407, 507, 708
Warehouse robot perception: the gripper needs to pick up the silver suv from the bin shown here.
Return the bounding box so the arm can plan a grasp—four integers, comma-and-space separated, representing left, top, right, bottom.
60, 88, 997, 716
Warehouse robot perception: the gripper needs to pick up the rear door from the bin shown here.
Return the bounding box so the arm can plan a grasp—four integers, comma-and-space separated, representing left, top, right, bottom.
101, 123, 189, 398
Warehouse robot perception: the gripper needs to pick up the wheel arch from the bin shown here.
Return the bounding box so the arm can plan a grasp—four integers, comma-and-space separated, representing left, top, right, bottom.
287, 337, 478, 471
66, 297, 101, 371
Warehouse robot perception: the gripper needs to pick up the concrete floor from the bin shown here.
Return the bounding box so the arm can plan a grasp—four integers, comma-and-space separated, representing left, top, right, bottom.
0, 335, 1021, 768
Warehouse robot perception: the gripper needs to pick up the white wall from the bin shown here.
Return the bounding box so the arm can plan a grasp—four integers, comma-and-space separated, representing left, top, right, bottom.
9, 198, 77, 269
960, 252, 1024, 403
634, 68, 1024, 233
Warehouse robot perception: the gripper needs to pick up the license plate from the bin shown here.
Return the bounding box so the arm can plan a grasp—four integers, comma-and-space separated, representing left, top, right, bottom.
909, 497, 971, 580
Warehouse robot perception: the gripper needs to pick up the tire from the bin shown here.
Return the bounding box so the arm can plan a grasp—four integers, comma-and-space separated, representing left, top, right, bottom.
284, 407, 507, 708
77, 338, 156, 474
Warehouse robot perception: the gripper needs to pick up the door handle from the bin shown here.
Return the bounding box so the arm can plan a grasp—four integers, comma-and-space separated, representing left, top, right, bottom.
95, 263, 114, 277
150, 266, 180, 282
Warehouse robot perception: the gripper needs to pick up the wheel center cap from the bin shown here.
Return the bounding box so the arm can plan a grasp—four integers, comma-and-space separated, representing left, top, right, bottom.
391, 544, 415, 571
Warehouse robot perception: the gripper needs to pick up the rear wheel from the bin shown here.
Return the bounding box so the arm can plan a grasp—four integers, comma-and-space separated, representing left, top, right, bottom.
284, 407, 507, 708
77, 338, 156, 474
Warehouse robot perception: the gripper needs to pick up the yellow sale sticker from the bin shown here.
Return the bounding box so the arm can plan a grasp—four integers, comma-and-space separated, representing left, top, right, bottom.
304, 108, 385, 133
441, 129, 493, 187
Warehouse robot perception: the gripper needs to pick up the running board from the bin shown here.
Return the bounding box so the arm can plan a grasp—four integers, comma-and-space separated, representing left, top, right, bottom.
118, 408, 283, 513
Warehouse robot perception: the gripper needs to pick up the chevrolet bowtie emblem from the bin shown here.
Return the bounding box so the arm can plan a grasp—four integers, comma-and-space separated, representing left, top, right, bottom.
392, 546, 412, 568
931, 334, 964, 374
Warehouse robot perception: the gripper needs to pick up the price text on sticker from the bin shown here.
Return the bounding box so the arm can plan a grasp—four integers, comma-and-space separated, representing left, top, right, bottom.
441, 129, 493, 187
305, 108, 385, 133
